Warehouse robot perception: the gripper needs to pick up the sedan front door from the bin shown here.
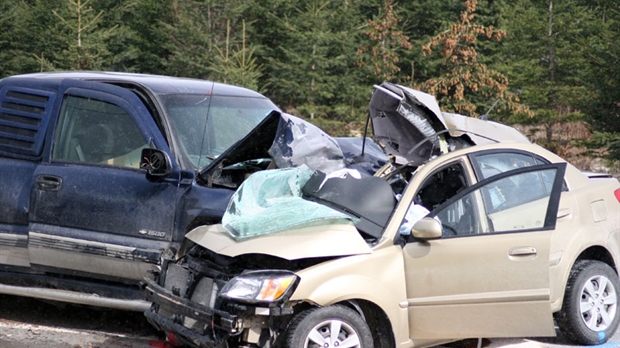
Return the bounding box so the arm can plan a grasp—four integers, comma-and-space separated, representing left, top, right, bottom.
403, 163, 566, 339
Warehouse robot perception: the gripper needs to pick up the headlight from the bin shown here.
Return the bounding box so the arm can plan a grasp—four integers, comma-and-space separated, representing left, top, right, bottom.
220, 270, 299, 303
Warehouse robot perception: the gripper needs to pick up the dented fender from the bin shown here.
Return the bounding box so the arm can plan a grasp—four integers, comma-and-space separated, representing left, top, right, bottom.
290, 245, 412, 347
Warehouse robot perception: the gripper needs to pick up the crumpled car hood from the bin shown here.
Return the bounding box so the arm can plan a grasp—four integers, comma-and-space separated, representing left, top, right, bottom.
370, 82, 529, 165
199, 111, 388, 185
370, 83, 450, 164
186, 222, 372, 260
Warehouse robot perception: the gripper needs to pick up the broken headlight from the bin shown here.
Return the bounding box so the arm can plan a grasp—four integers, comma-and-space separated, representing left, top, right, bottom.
220, 270, 299, 304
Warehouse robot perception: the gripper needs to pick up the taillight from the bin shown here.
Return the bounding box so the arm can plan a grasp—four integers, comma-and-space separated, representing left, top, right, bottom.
614, 188, 620, 202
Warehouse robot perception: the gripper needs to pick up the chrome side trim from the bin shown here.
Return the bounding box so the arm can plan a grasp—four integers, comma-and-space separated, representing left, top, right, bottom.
0, 233, 27, 248
408, 288, 550, 306
0, 233, 29, 267
28, 231, 160, 263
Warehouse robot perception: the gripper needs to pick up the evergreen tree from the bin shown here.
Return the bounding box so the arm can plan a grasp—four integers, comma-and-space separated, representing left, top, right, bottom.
52, 0, 120, 70
261, 0, 371, 135
577, 0, 620, 132
209, 20, 263, 92
495, 0, 600, 154
576, 0, 620, 159
0, 1, 64, 74
356, 0, 412, 83
417, 0, 528, 118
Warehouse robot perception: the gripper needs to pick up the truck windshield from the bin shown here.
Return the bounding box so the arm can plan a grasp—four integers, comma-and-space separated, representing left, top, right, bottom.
160, 94, 277, 170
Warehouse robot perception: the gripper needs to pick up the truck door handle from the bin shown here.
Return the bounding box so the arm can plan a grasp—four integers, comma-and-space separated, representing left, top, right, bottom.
35, 175, 62, 191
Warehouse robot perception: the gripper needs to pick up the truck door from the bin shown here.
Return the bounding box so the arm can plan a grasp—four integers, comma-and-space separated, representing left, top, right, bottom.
29, 80, 179, 283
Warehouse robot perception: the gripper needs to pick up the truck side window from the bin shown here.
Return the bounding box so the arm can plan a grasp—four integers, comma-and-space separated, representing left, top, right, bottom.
52, 96, 148, 168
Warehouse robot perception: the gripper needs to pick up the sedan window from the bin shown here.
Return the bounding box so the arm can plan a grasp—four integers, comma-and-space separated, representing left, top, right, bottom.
435, 166, 562, 236
471, 152, 547, 180
400, 162, 469, 236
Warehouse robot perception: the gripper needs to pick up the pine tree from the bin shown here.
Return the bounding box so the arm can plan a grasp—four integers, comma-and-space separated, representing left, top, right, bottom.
356, 0, 412, 83
209, 20, 263, 92
0, 1, 65, 74
575, 0, 620, 160
417, 0, 529, 118
263, 0, 368, 131
53, 0, 119, 70
494, 0, 600, 155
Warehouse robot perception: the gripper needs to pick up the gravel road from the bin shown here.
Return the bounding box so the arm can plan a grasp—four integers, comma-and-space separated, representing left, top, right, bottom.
0, 294, 164, 348
3, 293, 620, 348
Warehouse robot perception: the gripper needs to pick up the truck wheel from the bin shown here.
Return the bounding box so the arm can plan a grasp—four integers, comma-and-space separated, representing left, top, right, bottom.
555, 260, 620, 345
285, 305, 374, 348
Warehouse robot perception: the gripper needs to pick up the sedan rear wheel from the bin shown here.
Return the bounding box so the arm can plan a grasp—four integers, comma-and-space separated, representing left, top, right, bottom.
555, 260, 620, 345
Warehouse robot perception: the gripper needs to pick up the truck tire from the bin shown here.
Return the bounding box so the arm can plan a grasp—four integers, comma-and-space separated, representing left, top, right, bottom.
555, 260, 620, 345
285, 305, 374, 348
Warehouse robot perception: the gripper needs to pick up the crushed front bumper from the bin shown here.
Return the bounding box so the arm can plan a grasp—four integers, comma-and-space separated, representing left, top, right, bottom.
143, 278, 240, 347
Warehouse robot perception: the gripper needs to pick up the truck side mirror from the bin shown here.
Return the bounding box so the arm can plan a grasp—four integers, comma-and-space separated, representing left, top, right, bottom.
411, 217, 442, 239
140, 148, 172, 176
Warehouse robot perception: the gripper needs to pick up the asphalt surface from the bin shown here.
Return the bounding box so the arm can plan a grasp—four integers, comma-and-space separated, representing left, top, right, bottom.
2, 293, 620, 348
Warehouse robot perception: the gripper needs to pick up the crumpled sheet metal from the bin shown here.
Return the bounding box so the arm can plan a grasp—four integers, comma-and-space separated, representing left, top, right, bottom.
268, 114, 346, 174
221, 165, 357, 241
335, 137, 389, 176
370, 83, 447, 165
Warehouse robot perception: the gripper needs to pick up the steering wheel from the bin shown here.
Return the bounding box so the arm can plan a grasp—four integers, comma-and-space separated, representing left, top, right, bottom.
442, 224, 457, 236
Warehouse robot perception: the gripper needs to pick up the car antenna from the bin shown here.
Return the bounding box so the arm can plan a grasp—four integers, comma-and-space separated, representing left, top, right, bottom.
361, 111, 371, 156
480, 99, 500, 120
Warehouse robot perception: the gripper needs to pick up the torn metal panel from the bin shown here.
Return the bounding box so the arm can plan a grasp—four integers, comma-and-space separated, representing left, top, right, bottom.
268, 113, 346, 174
370, 83, 529, 167
335, 137, 389, 176
370, 83, 449, 165
441, 112, 530, 144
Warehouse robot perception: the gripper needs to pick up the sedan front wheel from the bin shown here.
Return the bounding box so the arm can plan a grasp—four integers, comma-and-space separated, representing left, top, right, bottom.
284, 305, 374, 348
555, 260, 620, 345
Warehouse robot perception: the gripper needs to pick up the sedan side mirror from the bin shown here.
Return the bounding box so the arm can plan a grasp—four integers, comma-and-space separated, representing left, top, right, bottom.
411, 217, 442, 239
140, 148, 172, 176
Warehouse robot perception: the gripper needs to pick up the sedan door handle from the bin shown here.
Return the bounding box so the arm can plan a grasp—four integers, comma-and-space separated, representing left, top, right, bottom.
509, 246, 537, 257
35, 175, 62, 191
557, 208, 572, 219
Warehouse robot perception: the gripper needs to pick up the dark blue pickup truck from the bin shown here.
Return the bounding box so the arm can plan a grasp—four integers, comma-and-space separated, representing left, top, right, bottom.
0, 72, 279, 310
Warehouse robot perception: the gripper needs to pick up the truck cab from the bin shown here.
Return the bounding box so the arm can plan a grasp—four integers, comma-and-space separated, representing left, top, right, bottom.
0, 72, 278, 309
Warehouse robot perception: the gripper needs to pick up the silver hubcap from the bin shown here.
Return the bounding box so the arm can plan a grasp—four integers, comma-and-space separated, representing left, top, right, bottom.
580, 275, 618, 331
304, 319, 360, 348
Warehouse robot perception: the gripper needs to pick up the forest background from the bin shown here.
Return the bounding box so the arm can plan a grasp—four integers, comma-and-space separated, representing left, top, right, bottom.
1, 0, 619, 171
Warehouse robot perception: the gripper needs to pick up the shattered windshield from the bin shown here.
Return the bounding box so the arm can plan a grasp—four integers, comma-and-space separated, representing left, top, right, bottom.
160, 94, 277, 170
